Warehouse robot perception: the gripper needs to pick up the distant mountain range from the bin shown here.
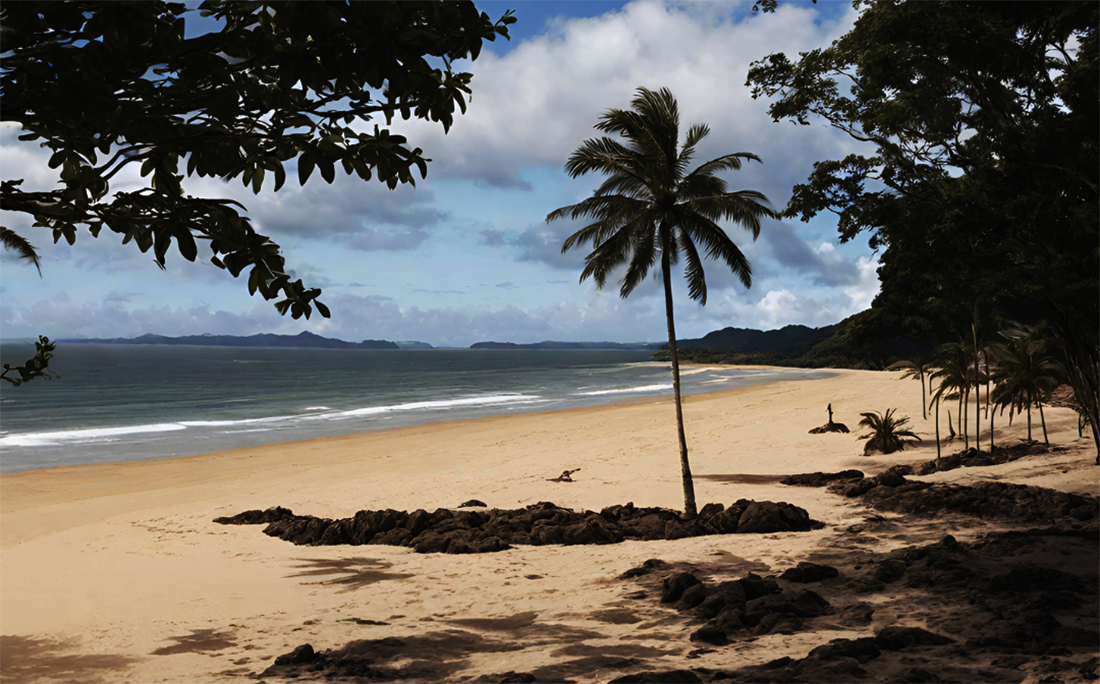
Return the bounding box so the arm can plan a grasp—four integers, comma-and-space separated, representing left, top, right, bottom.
60, 331, 424, 350
469, 340, 659, 350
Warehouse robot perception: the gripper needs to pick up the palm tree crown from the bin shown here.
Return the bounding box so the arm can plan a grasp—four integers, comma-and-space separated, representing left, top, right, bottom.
546, 86, 776, 517
547, 87, 776, 303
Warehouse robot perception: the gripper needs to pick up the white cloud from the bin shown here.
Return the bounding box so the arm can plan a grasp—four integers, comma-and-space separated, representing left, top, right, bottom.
406, 0, 862, 200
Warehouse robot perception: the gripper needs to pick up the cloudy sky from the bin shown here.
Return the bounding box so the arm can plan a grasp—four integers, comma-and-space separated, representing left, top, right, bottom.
0, 0, 880, 346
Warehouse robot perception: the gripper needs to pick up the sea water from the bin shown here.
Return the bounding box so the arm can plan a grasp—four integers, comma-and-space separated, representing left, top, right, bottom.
0, 344, 831, 472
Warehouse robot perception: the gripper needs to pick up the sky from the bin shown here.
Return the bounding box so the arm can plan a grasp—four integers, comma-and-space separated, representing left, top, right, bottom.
0, 0, 880, 347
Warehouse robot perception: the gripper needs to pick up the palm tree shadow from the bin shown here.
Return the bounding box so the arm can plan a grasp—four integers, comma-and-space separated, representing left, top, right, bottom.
287, 557, 413, 592
0, 635, 138, 683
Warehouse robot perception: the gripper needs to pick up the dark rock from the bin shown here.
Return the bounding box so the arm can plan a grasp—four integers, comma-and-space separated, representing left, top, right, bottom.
875, 470, 907, 487
781, 470, 864, 487
753, 612, 803, 635
621, 558, 668, 579
738, 573, 780, 600
459, 499, 487, 508
274, 643, 316, 666
678, 583, 709, 609
808, 637, 881, 663
661, 572, 702, 603
689, 623, 729, 646
495, 673, 536, 684
695, 581, 747, 619
837, 602, 875, 627
874, 626, 955, 650
871, 559, 907, 583
737, 500, 813, 533
780, 561, 839, 583
221, 498, 820, 554
606, 670, 703, 684
744, 589, 832, 625
213, 506, 295, 525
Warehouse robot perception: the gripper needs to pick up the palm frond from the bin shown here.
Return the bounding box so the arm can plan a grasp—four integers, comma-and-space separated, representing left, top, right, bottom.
685, 152, 763, 180
619, 226, 656, 298
678, 230, 707, 304
1, 226, 43, 276
674, 209, 752, 288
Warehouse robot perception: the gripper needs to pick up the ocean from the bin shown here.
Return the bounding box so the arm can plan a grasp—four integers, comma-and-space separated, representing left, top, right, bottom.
0, 344, 831, 473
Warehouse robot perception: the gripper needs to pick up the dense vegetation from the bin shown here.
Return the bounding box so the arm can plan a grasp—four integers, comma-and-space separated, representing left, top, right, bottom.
739, 0, 1097, 452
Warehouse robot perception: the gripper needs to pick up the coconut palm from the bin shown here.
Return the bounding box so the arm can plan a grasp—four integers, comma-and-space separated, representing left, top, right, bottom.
989, 334, 1064, 444
858, 408, 922, 455
546, 87, 776, 517
886, 357, 934, 419
930, 342, 972, 449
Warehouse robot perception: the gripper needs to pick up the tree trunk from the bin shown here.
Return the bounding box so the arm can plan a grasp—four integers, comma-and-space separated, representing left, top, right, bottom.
1027, 402, 1032, 442
958, 394, 964, 441
990, 405, 995, 452
973, 352, 981, 453
935, 396, 941, 460
661, 247, 697, 518
963, 387, 970, 450
920, 371, 927, 420
1038, 401, 1048, 445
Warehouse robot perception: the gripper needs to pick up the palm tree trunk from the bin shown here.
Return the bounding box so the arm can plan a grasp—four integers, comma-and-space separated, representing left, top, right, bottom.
973, 356, 981, 453
990, 405, 995, 452
935, 396, 941, 461
920, 371, 927, 420
1038, 401, 1048, 445
1027, 402, 1032, 442
661, 248, 697, 518
958, 395, 963, 440
963, 388, 970, 450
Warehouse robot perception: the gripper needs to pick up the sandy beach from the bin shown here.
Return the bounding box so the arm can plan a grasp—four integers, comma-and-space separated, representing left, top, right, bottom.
1, 369, 1097, 683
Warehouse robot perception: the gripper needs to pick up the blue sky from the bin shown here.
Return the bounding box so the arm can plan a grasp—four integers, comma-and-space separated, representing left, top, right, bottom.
0, 0, 879, 346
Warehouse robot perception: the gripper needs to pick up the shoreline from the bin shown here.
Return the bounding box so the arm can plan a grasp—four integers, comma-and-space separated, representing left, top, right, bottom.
0, 373, 819, 530
0, 364, 831, 477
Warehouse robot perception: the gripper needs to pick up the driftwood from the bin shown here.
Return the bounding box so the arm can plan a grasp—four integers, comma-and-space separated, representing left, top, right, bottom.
547, 468, 581, 482
809, 403, 850, 434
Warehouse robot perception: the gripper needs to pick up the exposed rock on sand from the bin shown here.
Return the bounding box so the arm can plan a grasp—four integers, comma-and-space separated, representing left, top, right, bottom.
830, 474, 1099, 525
214, 500, 822, 554
908, 443, 1067, 476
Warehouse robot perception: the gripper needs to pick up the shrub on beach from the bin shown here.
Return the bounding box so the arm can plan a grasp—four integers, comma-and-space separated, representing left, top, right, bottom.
859, 408, 921, 455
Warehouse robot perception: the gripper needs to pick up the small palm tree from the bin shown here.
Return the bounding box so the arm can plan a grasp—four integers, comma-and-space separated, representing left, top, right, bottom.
989, 334, 1064, 444
859, 408, 922, 455
546, 87, 776, 517
886, 357, 934, 419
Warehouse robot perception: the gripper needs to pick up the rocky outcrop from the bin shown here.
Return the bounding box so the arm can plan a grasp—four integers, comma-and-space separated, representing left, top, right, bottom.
215, 499, 822, 554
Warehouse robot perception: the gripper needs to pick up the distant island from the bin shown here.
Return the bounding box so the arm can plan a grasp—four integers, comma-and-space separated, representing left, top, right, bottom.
469, 341, 659, 350
59, 331, 429, 351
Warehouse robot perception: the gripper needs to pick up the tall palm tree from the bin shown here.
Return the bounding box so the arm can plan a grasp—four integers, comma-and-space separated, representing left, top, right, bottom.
546, 87, 776, 517
990, 334, 1063, 444
886, 357, 934, 419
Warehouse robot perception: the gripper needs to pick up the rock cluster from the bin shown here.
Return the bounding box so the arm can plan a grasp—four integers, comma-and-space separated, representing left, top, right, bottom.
214, 499, 821, 554
907, 443, 1058, 476
619, 558, 843, 647
830, 472, 1099, 524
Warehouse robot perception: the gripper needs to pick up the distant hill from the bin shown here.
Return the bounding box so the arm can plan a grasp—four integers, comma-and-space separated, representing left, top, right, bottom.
60, 331, 403, 350
470, 340, 658, 351
660, 311, 932, 370
674, 322, 844, 357
394, 340, 435, 350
